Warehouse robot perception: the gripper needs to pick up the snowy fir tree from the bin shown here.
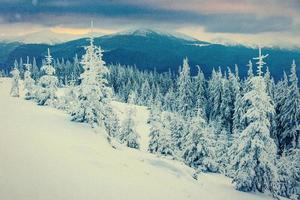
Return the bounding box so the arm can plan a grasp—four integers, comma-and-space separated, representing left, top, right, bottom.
278, 60, 300, 151
10, 67, 20, 97
208, 68, 223, 125
23, 59, 36, 100
193, 66, 206, 115
35, 48, 58, 106
231, 48, 278, 195
119, 106, 139, 149
148, 105, 162, 154
156, 112, 174, 156
169, 112, 186, 158
177, 58, 193, 117
276, 149, 300, 200
31, 57, 39, 80
104, 106, 121, 138
71, 25, 112, 128
182, 107, 217, 172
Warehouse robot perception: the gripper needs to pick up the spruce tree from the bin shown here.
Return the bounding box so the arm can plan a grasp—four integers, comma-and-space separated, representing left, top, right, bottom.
182, 107, 217, 172
71, 28, 112, 128
277, 149, 300, 200
119, 106, 139, 149
148, 104, 162, 153
193, 66, 206, 115
23, 60, 35, 100
231, 48, 278, 195
35, 48, 58, 106
32, 57, 39, 80
10, 67, 20, 97
278, 60, 300, 150
177, 58, 193, 117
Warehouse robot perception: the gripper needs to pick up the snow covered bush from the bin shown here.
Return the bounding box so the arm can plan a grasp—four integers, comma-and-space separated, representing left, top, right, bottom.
35, 48, 58, 106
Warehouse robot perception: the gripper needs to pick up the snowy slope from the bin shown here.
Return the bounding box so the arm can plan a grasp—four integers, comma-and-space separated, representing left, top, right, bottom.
0, 78, 275, 200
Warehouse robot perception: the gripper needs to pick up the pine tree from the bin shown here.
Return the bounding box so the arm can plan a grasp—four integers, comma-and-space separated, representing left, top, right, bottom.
157, 112, 174, 156
163, 86, 176, 112
274, 72, 289, 150
35, 48, 58, 106
73, 54, 82, 82
278, 60, 300, 150
139, 79, 151, 106
71, 27, 112, 128
169, 112, 186, 158
128, 89, 137, 105
231, 48, 277, 195
10, 67, 20, 97
182, 107, 217, 172
32, 57, 39, 80
19, 57, 24, 79
23, 59, 35, 100
193, 66, 206, 115
177, 57, 193, 117
119, 106, 139, 149
277, 149, 300, 200
208, 68, 223, 123
233, 60, 252, 137
104, 106, 121, 138
148, 104, 162, 153
220, 71, 235, 134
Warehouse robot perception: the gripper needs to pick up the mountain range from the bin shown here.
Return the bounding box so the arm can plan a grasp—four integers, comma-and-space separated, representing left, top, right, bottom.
0, 29, 300, 80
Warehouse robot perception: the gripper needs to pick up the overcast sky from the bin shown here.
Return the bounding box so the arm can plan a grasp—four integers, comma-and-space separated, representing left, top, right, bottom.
0, 0, 300, 47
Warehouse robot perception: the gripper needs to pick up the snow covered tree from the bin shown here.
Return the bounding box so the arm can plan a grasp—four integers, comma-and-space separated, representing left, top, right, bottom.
23, 60, 35, 100
139, 79, 151, 106
277, 149, 300, 200
32, 57, 39, 80
119, 106, 139, 149
193, 66, 206, 115
177, 58, 193, 117
10, 67, 20, 97
169, 112, 186, 157
264, 67, 274, 99
156, 112, 175, 156
128, 89, 137, 105
104, 106, 121, 138
182, 107, 217, 172
35, 48, 58, 106
163, 86, 176, 112
72, 54, 82, 82
231, 48, 278, 195
274, 72, 289, 150
148, 104, 162, 154
208, 68, 223, 123
19, 57, 24, 79
278, 60, 300, 151
220, 71, 235, 134
70, 29, 112, 128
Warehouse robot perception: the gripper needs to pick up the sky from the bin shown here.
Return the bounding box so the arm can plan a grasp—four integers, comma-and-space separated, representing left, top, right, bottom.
0, 0, 299, 47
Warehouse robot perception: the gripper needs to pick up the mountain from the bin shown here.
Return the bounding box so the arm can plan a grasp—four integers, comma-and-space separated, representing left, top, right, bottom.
6, 29, 105, 45
1, 29, 300, 80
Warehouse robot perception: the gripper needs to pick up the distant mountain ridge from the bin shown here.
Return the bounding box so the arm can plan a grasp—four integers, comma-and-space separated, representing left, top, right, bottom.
0, 29, 299, 80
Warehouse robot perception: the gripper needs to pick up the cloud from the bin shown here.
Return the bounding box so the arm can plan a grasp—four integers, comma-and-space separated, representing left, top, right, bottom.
0, 0, 299, 46
0, 0, 296, 34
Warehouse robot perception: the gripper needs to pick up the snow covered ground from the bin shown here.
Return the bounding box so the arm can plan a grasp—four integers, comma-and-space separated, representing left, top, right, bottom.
0, 78, 275, 200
